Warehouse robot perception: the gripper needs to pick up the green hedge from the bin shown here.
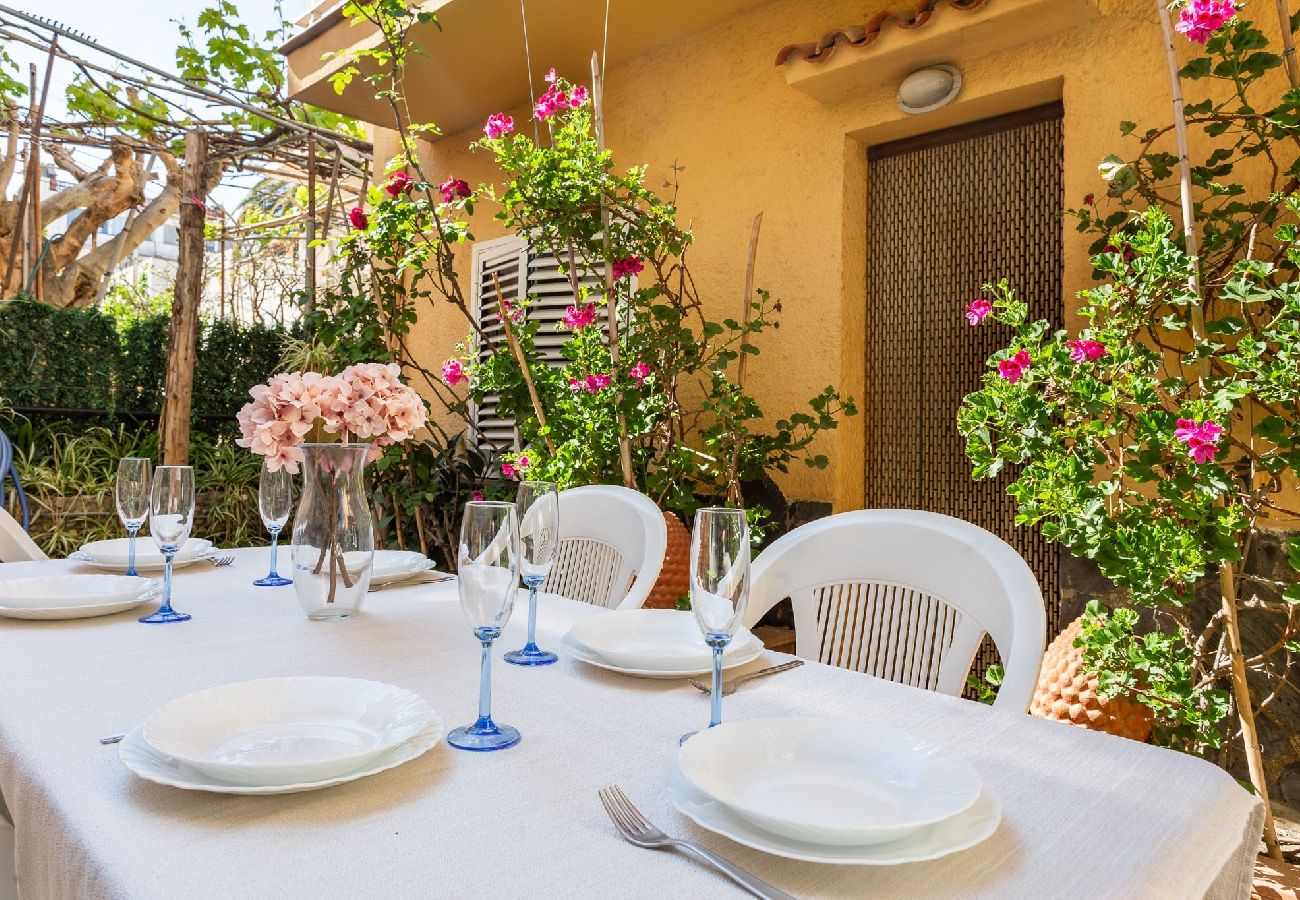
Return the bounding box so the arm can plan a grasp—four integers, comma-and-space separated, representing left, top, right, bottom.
0, 298, 293, 416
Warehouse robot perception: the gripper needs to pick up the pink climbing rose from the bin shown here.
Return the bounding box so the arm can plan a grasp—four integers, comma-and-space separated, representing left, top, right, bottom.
439, 177, 471, 203
629, 361, 651, 386
441, 359, 467, 386
1067, 339, 1107, 363
966, 297, 993, 326
1174, 418, 1224, 464
348, 207, 368, 230
484, 113, 514, 139
998, 350, 1031, 384
561, 303, 598, 330
1175, 0, 1238, 44
385, 172, 412, 197
612, 256, 644, 280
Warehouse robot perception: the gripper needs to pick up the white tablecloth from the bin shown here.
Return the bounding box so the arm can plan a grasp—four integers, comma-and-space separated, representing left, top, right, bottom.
0, 549, 1263, 899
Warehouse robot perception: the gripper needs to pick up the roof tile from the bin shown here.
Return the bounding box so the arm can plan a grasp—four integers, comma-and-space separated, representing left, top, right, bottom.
775, 0, 990, 66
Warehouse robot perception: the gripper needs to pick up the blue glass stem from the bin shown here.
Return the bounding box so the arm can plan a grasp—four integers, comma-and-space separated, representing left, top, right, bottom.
268, 528, 281, 578
525, 579, 541, 648
158, 552, 176, 615
709, 642, 725, 728
476, 635, 494, 726
126, 526, 140, 577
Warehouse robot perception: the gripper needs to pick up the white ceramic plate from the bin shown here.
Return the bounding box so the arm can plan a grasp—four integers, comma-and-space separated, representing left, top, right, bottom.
119, 720, 444, 795
678, 718, 982, 847
71, 538, 213, 573
669, 764, 1001, 865
567, 609, 764, 671
562, 633, 764, 679
369, 550, 438, 585
142, 676, 437, 787
0, 575, 162, 620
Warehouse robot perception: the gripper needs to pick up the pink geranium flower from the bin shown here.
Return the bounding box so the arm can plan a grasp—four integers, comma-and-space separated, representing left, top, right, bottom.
568, 377, 583, 393
484, 113, 514, 139
348, 207, 368, 230
441, 359, 467, 386
966, 297, 993, 326
439, 177, 471, 203
500, 462, 517, 478
998, 350, 1031, 384
496, 298, 524, 325
1174, 418, 1224, 464
1176, 0, 1237, 44
612, 256, 643, 280
1067, 339, 1107, 363
471, 490, 484, 502
561, 303, 598, 330
584, 373, 612, 393
629, 361, 651, 386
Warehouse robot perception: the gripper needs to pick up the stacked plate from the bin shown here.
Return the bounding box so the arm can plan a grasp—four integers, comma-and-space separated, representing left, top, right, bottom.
673, 717, 1001, 864
119, 676, 444, 795
0, 574, 161, 620
70, 538, 215, 573
563, 608, 764, 678
369, 550, 440, 586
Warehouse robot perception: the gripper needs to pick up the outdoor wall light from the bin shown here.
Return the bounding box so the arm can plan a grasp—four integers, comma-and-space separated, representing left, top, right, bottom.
897, 65, 963, 115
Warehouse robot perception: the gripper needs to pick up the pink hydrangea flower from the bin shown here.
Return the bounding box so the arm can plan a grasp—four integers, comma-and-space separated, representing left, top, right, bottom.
439, 177, 471, 203
348, 207, 368, 230
385, 172, 412, 197
441, 359, 467, 386
611, 256, 643, 280
966, 298, 993, 326
998, 350, 1031, 384
1174, 418, 1224, 464
561, 303, 598, 330
1176, 0, 1237, 44
1067, 339, 1107, 363
484, 113, 514, 139
629, 361, 650, 387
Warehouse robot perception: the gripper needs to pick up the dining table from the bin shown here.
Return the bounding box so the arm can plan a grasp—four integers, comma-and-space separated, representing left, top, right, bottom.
0, 548, 1265, 899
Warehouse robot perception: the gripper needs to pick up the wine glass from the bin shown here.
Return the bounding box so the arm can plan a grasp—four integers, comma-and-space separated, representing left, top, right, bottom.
681, 507, 750, 745
448, 501, 521, 751
115, 457, 152, 577
139, 466, 195, 624
254, 464, 293, 587
504, 481, 559, 666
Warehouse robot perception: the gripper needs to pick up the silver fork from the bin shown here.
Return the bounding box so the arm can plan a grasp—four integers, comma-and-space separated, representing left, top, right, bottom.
207, 554, 235, 568
689, 659, 804, 696
598, 785, 793, 900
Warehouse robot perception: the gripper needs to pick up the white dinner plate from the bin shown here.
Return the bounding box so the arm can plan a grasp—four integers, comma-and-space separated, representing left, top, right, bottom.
143, 676, 437, 787
562, 633, 764, 679
71, 538, 214, 573
0, 575, 162, 620
369, 550, 438, 585
678, 718, 982, 846
119, 720, 444, 795
669, 764, 1001, 865
566, 609, 764, 672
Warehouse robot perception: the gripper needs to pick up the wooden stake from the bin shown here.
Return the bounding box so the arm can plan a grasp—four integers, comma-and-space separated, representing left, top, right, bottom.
4, 40, 55, 295
726, 213, 763, 506
305, 135, 317, 309
1276, 0, 1300, 88
590, 51, 635, 488
492, 271, 556, 455
159, 128, 208, 466
27, 64, 41, 300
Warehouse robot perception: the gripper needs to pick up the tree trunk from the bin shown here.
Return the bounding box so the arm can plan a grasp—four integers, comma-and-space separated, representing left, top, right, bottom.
159, 129, 208, 467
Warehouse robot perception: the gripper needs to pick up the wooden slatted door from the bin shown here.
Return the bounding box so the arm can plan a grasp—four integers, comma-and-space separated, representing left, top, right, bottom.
865, 103, 1065, 652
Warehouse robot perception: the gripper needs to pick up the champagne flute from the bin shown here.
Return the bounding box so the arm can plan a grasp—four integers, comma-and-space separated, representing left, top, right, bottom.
139, 466, 195, 624
504, 481, 559, 666
254, 464, 293, 587
115, 457, 152, 577
448, 501, 521, 751
681, 507, 750, 745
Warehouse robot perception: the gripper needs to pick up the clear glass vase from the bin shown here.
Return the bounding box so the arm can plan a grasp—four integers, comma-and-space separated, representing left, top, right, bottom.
291, 443, 374, 619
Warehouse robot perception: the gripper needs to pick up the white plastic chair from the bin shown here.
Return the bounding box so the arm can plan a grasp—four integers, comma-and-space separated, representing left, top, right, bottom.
0, 508, 45, 563
543, 485, 667, 610
746, 510, 1046, 713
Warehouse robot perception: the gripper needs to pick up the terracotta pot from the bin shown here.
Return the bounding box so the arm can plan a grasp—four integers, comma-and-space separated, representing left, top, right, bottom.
644, 511, 690, 609
1030, 617, 1154, 743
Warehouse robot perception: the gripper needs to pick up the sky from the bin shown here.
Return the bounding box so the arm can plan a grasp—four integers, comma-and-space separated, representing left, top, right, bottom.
6, 0, 299, 209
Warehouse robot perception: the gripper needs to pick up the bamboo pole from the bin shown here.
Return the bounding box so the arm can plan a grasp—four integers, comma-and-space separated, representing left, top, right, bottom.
492, 272, 556, 455
4, 39, 55, 295
305, 135, 317, 310
590, 51, 635, 489
27, 64, 40, 300
726, 214, 763, 506
1276, 0, 1299, 87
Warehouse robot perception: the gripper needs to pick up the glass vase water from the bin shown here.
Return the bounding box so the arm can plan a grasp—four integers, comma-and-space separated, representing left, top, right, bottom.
290, 443, 374, 619
504, 481, 559, 666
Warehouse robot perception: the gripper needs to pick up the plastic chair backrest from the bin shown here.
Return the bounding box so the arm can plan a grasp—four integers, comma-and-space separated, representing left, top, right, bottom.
543, 485, 667, 610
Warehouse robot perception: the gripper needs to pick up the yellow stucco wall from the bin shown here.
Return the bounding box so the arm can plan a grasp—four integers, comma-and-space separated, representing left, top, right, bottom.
373, 0, 1292, 509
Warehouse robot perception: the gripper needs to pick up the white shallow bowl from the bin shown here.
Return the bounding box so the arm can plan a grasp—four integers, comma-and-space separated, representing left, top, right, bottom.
562, 632, 764, 679
669, 765, 1001, 865
678, 717, 982, 847
120, 720, 444, 795
567, 609, 763, 671
369, 550, 437, 585
73, 538, 213, 572
143, 676, 436, 787
0, 575, 161, 620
